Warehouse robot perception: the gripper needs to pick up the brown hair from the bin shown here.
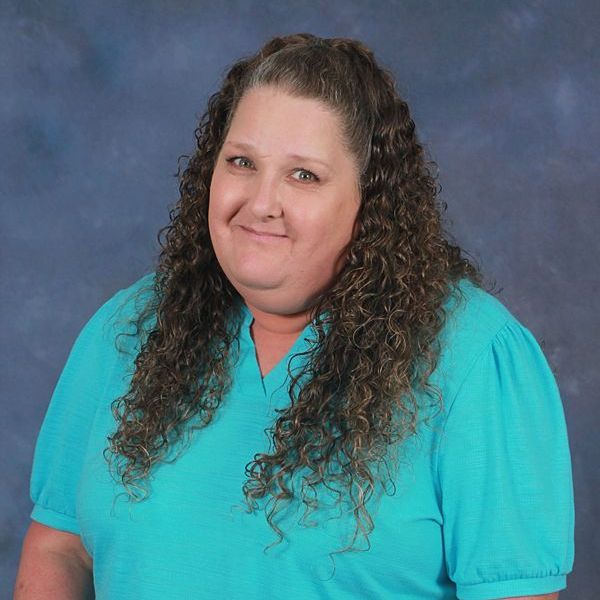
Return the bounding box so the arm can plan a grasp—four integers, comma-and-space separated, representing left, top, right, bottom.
104, 33, 489, 569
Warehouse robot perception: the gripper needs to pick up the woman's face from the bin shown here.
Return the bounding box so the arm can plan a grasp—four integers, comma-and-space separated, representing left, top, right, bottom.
209, 85, 361, 316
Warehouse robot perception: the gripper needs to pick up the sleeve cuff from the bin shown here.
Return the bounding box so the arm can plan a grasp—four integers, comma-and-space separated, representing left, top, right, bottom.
456, 574, 567, 600
30, 503, 80, 535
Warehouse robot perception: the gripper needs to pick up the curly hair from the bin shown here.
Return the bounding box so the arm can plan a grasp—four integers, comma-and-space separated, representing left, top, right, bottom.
103, 33, 491, 567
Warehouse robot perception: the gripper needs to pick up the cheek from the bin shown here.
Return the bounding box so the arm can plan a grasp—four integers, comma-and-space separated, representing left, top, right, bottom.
292, 221, 352, 272
301, 203, 358, 247
209, 177, 234, 226
207, 197, 218, 240
207, 189, 230, 246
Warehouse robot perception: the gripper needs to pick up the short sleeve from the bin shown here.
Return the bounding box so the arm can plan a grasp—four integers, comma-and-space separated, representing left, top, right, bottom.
29, 288, 127, 535
436, 319, 575, 600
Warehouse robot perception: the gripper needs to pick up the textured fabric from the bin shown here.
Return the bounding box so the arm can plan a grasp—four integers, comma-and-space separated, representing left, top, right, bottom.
29, 272, 574, 599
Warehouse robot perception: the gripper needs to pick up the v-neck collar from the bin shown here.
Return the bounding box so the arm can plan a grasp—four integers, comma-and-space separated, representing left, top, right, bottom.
238, 302, 318, 401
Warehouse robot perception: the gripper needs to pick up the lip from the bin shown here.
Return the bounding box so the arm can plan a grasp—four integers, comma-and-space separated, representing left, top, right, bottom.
239, 225, 287, 238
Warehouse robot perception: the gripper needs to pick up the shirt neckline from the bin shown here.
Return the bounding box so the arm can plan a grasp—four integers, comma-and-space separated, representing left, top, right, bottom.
238, 302, 318, 400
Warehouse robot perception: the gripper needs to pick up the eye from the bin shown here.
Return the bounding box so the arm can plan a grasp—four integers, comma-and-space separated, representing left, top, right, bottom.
292, 168, 320, 183
225, 156, 253, 169
224, 156, 320, 183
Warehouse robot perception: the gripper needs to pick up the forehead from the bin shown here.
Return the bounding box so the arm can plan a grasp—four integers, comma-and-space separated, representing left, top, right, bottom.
226, 86, 348, 155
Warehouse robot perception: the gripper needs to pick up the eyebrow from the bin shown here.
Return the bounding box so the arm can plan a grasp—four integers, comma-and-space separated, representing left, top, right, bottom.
223, 141, 332, 171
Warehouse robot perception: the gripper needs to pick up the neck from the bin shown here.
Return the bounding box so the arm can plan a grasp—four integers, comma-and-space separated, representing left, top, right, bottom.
246, 304, 313, 339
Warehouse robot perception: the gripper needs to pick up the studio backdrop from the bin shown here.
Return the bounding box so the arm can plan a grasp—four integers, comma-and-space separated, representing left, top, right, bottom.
1, 1, 597, 598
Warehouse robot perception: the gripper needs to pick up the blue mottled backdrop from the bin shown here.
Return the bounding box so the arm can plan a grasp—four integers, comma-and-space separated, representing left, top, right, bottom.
2, 1, 598, 597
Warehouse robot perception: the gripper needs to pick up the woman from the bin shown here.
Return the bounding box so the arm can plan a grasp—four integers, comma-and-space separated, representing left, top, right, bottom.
16, 34, 573, 599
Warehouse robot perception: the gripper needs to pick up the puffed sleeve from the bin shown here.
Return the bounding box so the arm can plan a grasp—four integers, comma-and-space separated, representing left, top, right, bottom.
29, 288, 127, 534
437, 318, 575, 600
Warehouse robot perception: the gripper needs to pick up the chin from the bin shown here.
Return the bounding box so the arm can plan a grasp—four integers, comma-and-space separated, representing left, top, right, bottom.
235, 277, 284, 292
226, 266, 285, 291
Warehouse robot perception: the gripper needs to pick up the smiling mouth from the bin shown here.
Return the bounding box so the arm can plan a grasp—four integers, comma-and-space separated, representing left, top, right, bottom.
239, 226, 287, 239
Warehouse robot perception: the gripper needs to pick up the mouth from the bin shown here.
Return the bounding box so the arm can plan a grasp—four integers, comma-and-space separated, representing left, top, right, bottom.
239, 225, 287, 239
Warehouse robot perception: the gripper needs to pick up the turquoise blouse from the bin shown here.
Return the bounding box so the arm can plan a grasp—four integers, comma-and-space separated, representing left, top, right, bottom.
29, 272, 574, 599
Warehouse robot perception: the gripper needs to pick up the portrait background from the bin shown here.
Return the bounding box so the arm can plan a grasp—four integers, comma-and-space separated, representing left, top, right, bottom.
1, 1, 597, 597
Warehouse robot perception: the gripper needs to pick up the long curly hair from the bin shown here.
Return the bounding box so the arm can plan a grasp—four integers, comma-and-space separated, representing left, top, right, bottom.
104, 33, 491, 564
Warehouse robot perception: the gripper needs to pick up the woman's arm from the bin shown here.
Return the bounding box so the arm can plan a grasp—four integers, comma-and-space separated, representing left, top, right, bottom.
501, 594, 559, 599
13, 521, 94, 599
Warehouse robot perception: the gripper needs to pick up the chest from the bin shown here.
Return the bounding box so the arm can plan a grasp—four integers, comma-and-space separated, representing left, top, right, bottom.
75, 347, 454, 599
250, 328, 300, 378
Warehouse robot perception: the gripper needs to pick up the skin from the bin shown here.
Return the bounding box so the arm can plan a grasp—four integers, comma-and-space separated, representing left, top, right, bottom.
14, 522, 94, 599
208, 85, 361, 375
501, 595, 559, 599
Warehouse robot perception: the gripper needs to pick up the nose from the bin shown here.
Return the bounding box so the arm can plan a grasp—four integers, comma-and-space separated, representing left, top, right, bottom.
246, 171, 283, 219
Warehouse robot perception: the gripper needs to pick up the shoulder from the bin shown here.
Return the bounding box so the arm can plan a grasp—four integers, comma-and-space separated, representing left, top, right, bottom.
81, 271, 158, 355
432, 277, 530, 399
109, 271, 158, 323
440, 277, 515, 345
